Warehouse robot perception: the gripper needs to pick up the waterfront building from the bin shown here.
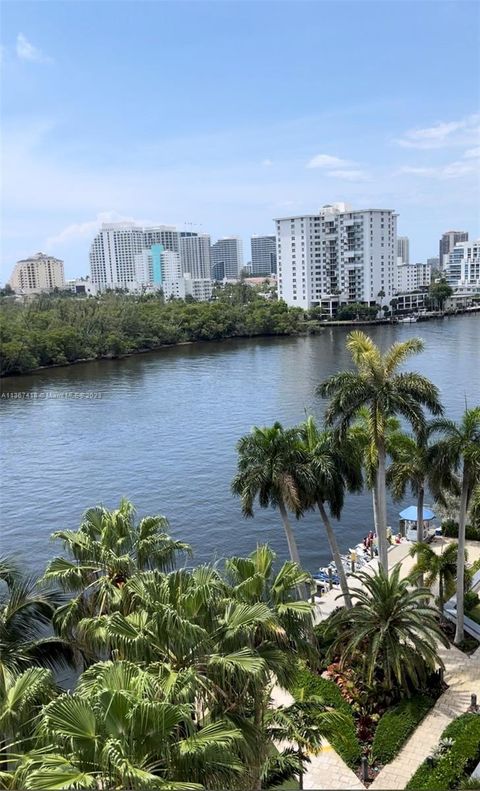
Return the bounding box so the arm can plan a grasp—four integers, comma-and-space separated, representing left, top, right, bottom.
395, 262, 432, 293
90, 223, 144, 290
211, 237, 243, 280
251, 235, 277, 275
394, 289, 429, 314
9, 252, 65, 294
180, 233, 212, 279
274, 202, 397, 312
397, 236, 410, 265
439, 230, 468, 270
444, 239, 480, 288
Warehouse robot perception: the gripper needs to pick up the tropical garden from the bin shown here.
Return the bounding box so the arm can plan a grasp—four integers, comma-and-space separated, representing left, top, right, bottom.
1, 331, 479, 789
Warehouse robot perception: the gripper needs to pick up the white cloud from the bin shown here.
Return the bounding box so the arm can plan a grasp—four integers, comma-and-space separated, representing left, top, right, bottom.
395, 114, 479, 149
16, 33, 52, 63
328, 169, 370, 181
262, 158, 273, 167
307, 154, 352, 169
398, 160, 477, 179
46, 212, 152, 247
464, 146, 480, 159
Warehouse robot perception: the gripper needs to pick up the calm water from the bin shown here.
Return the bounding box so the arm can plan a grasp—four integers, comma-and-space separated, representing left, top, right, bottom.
1, 315, 479, 575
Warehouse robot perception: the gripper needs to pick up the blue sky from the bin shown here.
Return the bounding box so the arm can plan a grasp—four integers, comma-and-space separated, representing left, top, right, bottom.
1, 0, 479, 281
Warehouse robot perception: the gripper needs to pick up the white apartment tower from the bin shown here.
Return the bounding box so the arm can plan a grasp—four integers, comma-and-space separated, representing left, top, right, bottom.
444, 240, 480, 288
211, 237, 243, 280
90, 223, 144, 289
9, 253, 65, 294
180, 233, 212, 279
275, 203, 397, 311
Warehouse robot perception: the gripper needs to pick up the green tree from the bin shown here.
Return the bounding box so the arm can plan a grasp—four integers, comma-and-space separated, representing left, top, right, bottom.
331, 565, 449, 693
428, 279, 453, 311
409, 541, 459, 610
317, 332, 443, 573
297, 416, 363, 609
429, 407, 480, 643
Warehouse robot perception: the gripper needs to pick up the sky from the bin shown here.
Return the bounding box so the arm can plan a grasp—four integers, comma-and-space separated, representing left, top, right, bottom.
1, 0, 479, 281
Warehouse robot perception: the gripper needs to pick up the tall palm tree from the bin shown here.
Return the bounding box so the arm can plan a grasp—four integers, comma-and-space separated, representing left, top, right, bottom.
317, 332, 443, 573
0, 558, 73, 692
331, 565, 449, 693
429, 407, 480, 644
231, 423, 311, 575
43, 499, 191, 650
409, 541, 459, 610
297, 416, 363, 609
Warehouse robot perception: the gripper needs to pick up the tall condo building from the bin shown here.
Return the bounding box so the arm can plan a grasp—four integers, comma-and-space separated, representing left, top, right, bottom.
444, 240, 480, 288
180, 233, 212, 279
397, 236, 410, 265
134, 245, 181, 288
275, 203, 397, 311
143, 226, 180, 255
211, 237, 243, 280
439, 230, 468, 269
250, 235, 277, 275
9, 252, 65, 294
90, 223, 144, 289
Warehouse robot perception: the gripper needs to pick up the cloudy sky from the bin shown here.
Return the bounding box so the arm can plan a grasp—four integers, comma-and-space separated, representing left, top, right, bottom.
1, 0, 479, 281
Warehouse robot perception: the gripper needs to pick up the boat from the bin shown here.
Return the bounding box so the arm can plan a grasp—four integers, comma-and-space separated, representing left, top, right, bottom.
398, 315, 418, 323
399, 505, 437, 542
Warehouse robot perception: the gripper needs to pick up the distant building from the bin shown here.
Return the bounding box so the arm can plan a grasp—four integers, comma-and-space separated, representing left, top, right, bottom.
143, 226, 180, 255
444, 239, 480, 288
134, 245, 181, 289
397, 236, 410, 265
427, 256, 440, 270
163, 274, 213, 302
9, 252, 65, 294
180, 233, 212, 279
251, 235, 277, 275
90, 223, 144, 290
275, 202, 397, 311
211, 237, 243, 280
395, 262, 431, 293
439, 230, 468, 270
65, 277, 98, 296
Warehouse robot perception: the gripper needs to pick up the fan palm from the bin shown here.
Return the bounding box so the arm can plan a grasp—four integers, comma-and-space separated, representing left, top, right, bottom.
317, 332, 443, 573
42, 499, 191, 651
296, 416, 363, 609
331, 565, 449, 693
231, 423, 311, 585
0, 668, 57, 757
409, 541, 459, 610
0, 558, 73, 691
429, 407, 480, 643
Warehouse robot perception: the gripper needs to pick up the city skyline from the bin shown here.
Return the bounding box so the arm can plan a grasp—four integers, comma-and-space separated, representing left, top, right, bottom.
1, 1, 479, 281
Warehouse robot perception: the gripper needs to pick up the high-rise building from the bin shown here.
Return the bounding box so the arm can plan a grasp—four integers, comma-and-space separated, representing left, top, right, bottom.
397, 236, 410, 265
251, 235, 277, 275
211, 237, 243, 280
9, 252, 65, 294
90, 223, 144, 289
427, 257, 440, 270
275, 203, 397, 311
143, 226, 180, 255
395, 262, 431, 293
439, 231, 468, 269
180, 233, 212, 279
444, 240, 480, 288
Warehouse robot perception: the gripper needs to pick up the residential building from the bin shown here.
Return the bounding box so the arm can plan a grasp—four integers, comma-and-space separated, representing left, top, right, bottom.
274, 202, 397, 312
163, 274, 213, 301
143, 226, 180, 255
439, 230, 468, 269
134, 245, 181, 289
427, 256, 440, 270
180, 233, 212, 279
90, 223, 144, 289
65, 277, 98, 296
251, 235, 277, 275
397, 236, 410, 265
395, 262, 432, 293
211, 237, 243, 280
9, 252, 65, 294
444, 239, 480, 288
394, 289, 429, 314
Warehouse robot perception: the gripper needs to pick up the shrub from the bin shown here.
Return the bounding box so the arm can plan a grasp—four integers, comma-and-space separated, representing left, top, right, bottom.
442, 519, 480, 541
289, 666, 361, 768
372, 694, 434, 765
464, 589, 479, 613
405, 714, 480, 789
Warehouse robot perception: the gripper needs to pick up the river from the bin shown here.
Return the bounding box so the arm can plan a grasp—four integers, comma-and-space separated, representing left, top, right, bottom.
1, 315, 479, 575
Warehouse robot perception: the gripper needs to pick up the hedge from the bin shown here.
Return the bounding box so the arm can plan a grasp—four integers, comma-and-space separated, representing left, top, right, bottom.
405, 714, 480, 790
372, 694, 434, 764
442, 519, 480, 541
289, 666, 361, 768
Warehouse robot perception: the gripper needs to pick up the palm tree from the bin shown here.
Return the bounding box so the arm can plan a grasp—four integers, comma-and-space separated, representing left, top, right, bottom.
43, 499, 191, 649
297, 416, 363, 609
429, 407, 480, 643
231, 423, 311, 574
0, 668, 57, 756
409, 541, 459, 610
317, 332, 443, 573
331, 565, 449, 693
0, 558, 73, 691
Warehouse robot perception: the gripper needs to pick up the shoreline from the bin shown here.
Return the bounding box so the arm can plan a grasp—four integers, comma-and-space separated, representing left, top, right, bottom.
1, 307, 478, 380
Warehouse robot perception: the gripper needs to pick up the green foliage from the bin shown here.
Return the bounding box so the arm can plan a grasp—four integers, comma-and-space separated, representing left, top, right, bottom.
405, 714, 480, 790
335, 303, 378, 321
442, 518, 480, 541
371, 694, 434, 764
428, 279, 453, 310
0, 293, 303, 375
289, 666, 361, 768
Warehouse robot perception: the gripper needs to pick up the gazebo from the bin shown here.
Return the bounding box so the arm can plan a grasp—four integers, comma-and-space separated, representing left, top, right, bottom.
399, 505, 437, 541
